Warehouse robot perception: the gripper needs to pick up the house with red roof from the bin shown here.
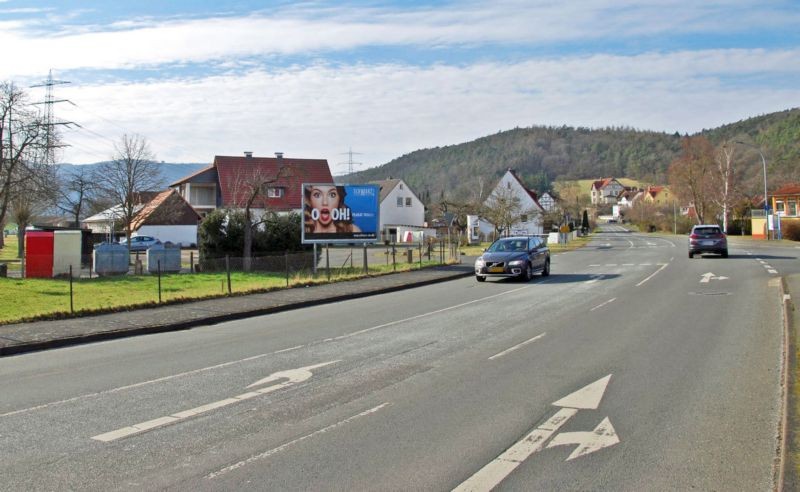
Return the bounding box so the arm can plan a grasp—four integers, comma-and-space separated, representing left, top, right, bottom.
642, 185, 677, 206
590, 178, 626, 205
170, 152, 334, 217
479, 169, 545, 236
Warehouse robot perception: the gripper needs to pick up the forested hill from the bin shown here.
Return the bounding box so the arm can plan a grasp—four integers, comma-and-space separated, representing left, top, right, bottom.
346, 108, 800, 202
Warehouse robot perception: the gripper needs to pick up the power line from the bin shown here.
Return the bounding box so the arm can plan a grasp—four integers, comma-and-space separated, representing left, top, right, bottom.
337, 147, 363, 176
30, 69, 74, 164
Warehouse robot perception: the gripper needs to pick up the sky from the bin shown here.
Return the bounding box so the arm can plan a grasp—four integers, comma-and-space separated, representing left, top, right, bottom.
2, 0, 799, 172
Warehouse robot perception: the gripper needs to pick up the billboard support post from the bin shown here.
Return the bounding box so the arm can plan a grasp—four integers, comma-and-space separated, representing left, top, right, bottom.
363, 244, 368, 274
312, 244, 317, 276
326, 244, 330, 281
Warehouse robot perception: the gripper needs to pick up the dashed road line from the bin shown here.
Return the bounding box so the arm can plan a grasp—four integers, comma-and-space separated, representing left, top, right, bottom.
488, 333, 546, 360
590, 298, 617, 312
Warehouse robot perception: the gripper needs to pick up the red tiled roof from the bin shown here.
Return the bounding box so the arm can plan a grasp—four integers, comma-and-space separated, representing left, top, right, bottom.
772, 184, 800, 196
214, 155, 333, 210
130, 189, 201, 230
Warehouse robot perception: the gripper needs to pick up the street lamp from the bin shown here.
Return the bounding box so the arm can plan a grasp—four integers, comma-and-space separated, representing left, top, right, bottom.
735, 141, 769, 238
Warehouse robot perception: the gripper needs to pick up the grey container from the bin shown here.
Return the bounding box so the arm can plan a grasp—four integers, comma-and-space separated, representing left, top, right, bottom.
147, 242, 181, 274
93, 243, 129, 276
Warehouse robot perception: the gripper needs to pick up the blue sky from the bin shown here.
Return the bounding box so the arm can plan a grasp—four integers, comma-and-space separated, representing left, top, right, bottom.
2, 0, 799, 170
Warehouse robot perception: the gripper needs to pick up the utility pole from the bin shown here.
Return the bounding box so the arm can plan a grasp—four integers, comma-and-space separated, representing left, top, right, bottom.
31, 70, 73, 164
338, 147, 363, 176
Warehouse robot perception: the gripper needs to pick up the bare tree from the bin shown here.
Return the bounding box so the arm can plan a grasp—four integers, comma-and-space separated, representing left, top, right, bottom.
55, 165, 97, 227
228, 165, 292, 271
0, 82, 46, 249
713, 141, 738, 233
668, 136, 716, 225
481, 186, 538, 237
93, 134, 163, 252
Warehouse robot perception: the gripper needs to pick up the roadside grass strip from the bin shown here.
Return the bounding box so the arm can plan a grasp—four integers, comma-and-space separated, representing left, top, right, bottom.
0, 260, 450, 325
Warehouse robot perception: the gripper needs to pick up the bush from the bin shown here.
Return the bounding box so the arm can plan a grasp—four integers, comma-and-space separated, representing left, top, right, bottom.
783, 221, 800, 241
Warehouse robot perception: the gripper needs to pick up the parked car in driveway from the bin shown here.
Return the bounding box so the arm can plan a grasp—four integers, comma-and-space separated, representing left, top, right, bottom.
474, 236, 550, 282
119, 235, 161, 251
688, 225, 728, 258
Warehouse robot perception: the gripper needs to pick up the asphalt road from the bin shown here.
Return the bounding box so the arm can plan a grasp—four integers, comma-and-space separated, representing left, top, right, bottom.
0, 227, 786, 491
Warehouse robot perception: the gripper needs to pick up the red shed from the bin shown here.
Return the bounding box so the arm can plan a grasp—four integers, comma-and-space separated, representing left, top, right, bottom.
25, 231, 54, 278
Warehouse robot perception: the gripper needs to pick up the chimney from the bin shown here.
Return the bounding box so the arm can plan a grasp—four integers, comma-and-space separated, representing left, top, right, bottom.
275, 152, 284, 160
244, 151, 253, 159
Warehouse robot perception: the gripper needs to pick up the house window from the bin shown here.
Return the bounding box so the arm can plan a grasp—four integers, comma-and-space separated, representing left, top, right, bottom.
397, 197, 403, 207
776, 200, 785, 215
521, 214, 528, 222
405, 197, 412, 207
507, 182, 511, 189
190, 185, 215, 206
400, 184, 404, 190
789, 200, 798, 216
267, 187, 284, 198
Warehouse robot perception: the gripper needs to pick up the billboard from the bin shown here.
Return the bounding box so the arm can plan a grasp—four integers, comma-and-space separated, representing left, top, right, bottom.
301, 183, 380, 243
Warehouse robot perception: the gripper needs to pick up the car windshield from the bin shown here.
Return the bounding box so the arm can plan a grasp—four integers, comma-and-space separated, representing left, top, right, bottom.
694, 227, 721, 235
487, 239, 527, 252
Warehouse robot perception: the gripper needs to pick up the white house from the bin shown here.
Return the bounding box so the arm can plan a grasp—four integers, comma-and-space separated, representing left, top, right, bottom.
370, 179, 426, 242
590, 178, 626, 205
481, 169, 545, 236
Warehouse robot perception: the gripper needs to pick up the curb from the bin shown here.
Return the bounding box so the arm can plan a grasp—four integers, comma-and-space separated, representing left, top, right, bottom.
0, 269, 473, 357
778, 276, 797, 492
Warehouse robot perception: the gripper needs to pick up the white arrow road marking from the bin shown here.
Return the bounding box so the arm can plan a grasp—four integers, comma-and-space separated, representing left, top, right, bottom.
92, 361, 339, 442
700, 272, 729, 283
453, 375, 614, 492
452, 408, 578, 492
546, 417, 620, 461
552, 375, 612, 410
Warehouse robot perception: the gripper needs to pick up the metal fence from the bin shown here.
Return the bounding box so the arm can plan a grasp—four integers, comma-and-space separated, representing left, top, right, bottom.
0, 241, 460, 320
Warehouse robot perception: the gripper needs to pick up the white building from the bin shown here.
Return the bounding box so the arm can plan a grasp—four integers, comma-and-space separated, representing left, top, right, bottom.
370, 179, 427, 242
481, 169, 545, 236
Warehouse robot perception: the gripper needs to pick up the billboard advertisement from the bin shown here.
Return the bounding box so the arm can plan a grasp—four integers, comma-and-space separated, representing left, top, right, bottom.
301, 183, 380, 243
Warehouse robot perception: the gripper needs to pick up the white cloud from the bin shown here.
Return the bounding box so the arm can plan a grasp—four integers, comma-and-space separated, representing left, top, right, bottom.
1, 0, 799, 79
51, 48, 800, 167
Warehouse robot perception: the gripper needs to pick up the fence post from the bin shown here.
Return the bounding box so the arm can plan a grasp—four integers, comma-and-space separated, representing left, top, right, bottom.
419, 242, 422, 268
363, 244, 368, 275
225, 255, 231, 295
326, 244, 331, 281
392, 244, 396, 272
69, 264, 74, 314
157, 260, 162, 303
190, 251, 194, 274
285, 250, 289, 287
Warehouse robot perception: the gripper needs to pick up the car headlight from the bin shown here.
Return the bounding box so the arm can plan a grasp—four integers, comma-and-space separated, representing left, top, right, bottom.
475, 257, 485, 267
508, 260, 525, 266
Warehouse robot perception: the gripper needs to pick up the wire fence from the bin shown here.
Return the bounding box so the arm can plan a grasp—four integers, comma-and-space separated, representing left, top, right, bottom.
0, 241, 460, 322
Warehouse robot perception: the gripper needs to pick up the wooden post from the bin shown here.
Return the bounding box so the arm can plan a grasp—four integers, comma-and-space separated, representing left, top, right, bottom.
69, 265, 74, 314
157, 260, 162, 303
225, 255, 231, 294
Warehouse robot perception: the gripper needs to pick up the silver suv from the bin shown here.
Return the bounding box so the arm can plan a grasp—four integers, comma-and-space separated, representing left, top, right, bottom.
688, 225, 728, 258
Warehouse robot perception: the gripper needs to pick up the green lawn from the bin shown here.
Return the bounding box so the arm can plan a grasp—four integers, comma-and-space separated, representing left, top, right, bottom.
0, 258, 453, 324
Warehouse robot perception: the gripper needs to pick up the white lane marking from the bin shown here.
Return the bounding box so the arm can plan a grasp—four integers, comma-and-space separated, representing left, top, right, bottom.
488, 333, 546, 360
92, 361, 340, 442
640, 263, 652, 266
769, 269, 778, 274
452, 408, 578, 492
207, 402, 390, 480
552, 375, 612, 410
763, 264, 773, 269
546, 417, 620, 461
589, 264, 601, 267
274, 345, 304, 354
784, 294, 792, 302
759, 260, 767, 264
0, 347, 299, 419
585, 274, 604, 284
635, 262, 669, 287
622, 264, 635, 267
323, 285, 532, 342
590, 298, 617, 311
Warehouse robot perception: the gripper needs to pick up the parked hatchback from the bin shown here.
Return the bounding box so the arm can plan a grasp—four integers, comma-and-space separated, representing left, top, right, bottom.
474, 236, 550, 282
688, 225, 728, 258
119, 235, 161, 251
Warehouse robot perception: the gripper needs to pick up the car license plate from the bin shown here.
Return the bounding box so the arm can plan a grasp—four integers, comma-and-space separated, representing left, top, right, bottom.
489, 266, 504, 273
702, 240, 714, 246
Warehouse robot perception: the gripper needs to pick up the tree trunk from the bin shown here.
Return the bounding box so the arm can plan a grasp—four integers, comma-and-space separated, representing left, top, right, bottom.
243, 208, 253, 272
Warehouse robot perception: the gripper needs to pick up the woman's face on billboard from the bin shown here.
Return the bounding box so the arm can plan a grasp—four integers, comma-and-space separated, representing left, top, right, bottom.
309, 185, 340, 226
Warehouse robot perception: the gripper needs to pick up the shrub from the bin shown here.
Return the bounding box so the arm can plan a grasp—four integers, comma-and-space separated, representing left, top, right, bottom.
783, 221, 800, 241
